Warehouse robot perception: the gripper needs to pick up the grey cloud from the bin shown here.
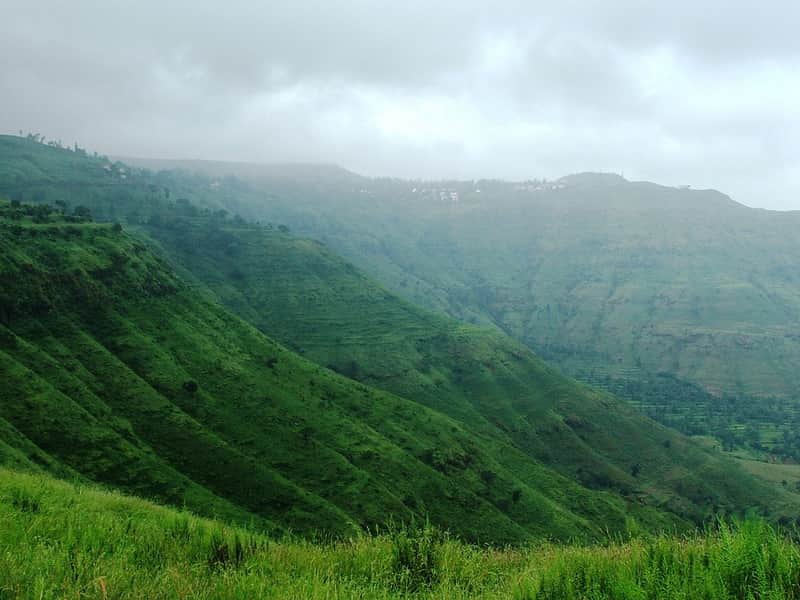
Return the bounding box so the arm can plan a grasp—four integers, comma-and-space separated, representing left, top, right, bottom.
1, 1, 799, 208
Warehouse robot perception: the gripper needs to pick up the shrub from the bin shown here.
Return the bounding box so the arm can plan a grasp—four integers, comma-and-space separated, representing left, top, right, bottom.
389, 518, 442, 591
6, 486, 42, 513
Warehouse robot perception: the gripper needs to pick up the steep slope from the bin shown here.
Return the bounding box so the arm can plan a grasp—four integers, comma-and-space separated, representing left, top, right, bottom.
140, 216, 793, 525
220, 172, 800, 403
2, 199, 732, 543
0, 136, 794, 527
123, 160, 800, 453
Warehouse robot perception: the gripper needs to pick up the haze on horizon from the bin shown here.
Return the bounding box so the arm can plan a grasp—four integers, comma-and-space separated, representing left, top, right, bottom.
2, 1, 799, 210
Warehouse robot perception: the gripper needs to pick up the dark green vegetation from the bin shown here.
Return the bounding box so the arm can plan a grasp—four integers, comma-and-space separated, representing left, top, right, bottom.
142, 214, 793, 528
118, 160, 800, 458
1, 135, 795, 541
4, 468, 800, 599
2, 199, 647, 543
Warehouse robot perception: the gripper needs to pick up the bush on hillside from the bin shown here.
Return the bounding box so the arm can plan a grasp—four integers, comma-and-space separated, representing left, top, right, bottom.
389, 518, 443, 591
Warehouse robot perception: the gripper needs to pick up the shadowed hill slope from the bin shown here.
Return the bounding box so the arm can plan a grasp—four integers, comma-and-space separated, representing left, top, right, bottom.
0, 200, 733, 543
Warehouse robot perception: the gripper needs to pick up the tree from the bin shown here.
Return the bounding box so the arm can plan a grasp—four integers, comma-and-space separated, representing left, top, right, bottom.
73, 206, 92, 219
480, 470, 497, 486
32, 204, 52, 223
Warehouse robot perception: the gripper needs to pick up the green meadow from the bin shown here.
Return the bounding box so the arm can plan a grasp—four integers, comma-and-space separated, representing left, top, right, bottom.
3, 469, 800, 599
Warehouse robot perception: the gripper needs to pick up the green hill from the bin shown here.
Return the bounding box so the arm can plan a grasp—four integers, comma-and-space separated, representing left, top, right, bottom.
3, 467, 800, 599
5, 198, 753, 543
141, 216, 792, 526
0, 135, 796, 540
122, 161, 800, 455
2, 200, 627, 543
243, 173, 800, 405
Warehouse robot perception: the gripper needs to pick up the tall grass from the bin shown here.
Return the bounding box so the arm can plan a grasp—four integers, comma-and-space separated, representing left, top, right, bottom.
517, 519, 800, 599
2, 469, 800, 599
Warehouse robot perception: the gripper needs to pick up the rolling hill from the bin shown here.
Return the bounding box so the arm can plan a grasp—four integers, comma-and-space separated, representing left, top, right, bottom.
7, 199, 668, 543
0, 198, 726, 543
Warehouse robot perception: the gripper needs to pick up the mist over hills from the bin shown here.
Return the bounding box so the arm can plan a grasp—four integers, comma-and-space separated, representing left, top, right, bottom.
146, 159, 800, 454
4, 0, 800, 592
2, 134, 798, 544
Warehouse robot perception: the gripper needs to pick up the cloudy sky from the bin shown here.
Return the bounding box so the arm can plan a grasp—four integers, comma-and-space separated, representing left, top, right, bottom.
2, 1, 799, 208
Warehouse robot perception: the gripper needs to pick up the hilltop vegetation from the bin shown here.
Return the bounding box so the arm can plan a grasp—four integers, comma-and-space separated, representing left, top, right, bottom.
4, 467, 800, 599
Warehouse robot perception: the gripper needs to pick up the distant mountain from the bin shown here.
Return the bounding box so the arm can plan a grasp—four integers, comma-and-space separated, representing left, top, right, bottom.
116, 155, 362, 184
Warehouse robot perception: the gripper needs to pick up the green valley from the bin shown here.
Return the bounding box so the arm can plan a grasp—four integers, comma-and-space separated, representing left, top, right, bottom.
0, 136, 792, 539
119, 161, 800, 457
4, 2, 798, 595
2, 136, 800, 600
141, 212, 786, 527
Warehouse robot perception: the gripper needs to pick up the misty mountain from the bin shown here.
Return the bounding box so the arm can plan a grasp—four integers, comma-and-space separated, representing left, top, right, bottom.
117, 158, 800, 454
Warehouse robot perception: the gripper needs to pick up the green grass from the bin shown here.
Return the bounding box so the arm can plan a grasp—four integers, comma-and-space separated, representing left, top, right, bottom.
3, 467, 800, 599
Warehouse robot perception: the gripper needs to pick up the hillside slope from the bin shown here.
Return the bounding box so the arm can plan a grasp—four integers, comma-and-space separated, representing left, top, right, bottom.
141, 216, 793, 525
0, 136, 795, 533
217, 171, 800, 401
122, 159, 800, 453
3, 202, 648, 543
4, 199, 751, 542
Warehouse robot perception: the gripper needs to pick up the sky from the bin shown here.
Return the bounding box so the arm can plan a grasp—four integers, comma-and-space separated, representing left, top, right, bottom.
2, 1, 799, 209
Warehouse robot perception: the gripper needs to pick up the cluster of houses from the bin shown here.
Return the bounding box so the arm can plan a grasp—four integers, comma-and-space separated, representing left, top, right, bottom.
103, 163, 128, 180
407, 188, 462, 203
350, 178, 578, 205
515, 182, 568, 192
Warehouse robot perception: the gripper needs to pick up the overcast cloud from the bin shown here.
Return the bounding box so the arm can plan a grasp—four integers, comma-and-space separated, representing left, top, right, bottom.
2, 1, 799, 208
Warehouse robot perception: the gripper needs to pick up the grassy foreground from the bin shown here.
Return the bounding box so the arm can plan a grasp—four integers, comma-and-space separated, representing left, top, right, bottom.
2, 469, 800, 599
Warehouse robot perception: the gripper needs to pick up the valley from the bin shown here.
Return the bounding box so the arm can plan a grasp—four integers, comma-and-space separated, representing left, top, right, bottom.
2, 135, 800, 597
